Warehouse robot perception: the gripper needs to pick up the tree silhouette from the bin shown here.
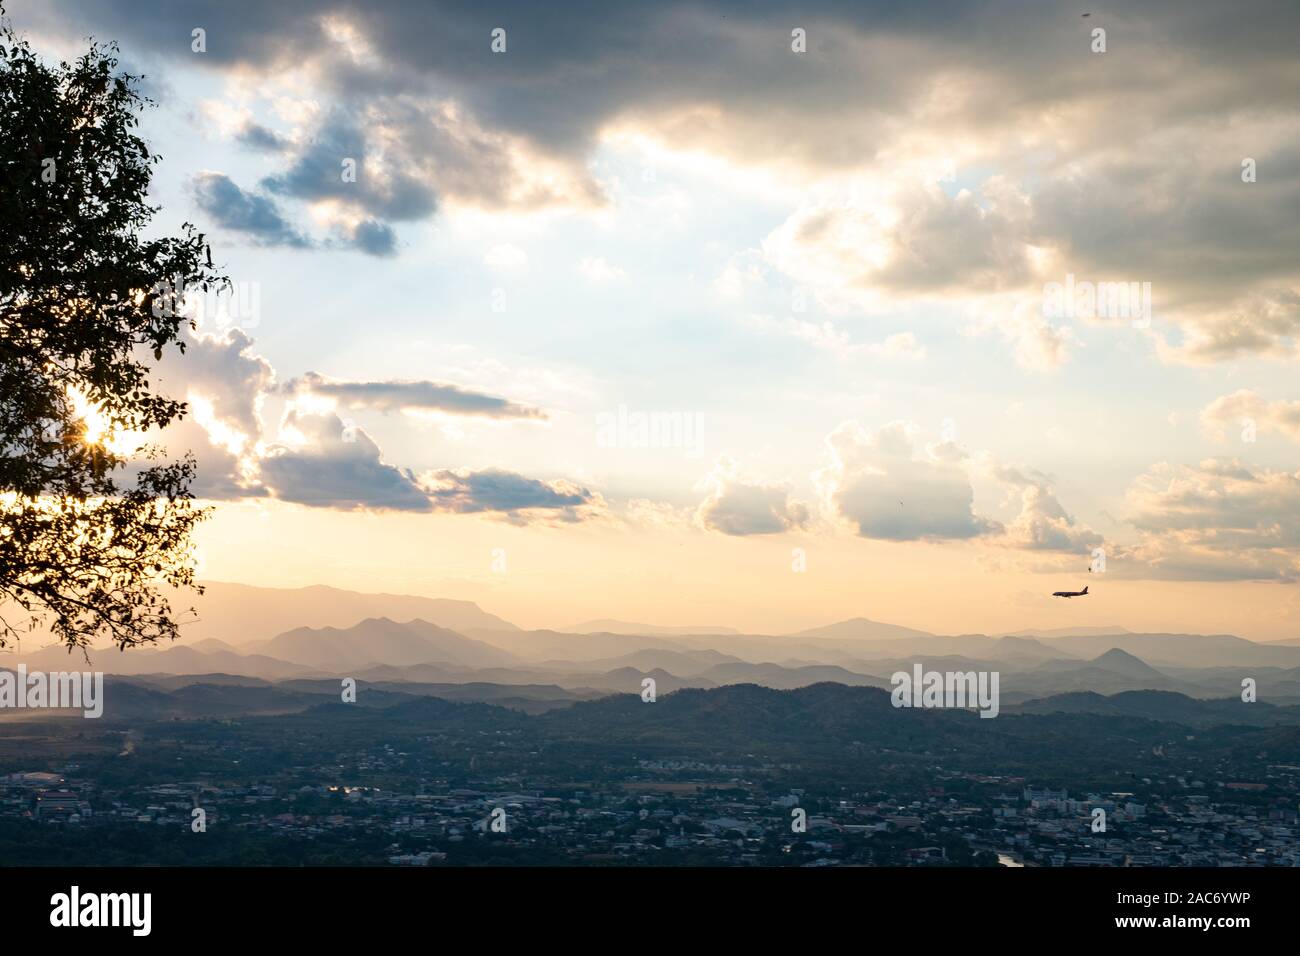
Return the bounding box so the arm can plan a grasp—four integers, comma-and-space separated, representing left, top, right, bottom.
0, 10, 221, 653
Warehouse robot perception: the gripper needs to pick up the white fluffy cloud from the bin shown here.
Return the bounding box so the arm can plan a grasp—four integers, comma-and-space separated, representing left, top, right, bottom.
1121, 458, 1300, 581
695, 457, 809, 536
260, 408, 431, 511
142, 326, 274, 499
988, 463, 1103, 553
1201, 390, 1300, 444
144, 328, 594, 519
815, 421, 1000, 541
764, 181, 1034, 301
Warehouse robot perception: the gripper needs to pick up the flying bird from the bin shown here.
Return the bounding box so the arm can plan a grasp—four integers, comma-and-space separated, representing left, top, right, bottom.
1052, 586, 1089, 598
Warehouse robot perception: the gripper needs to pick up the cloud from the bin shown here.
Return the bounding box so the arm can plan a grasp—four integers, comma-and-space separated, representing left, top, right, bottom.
765, 181, 1034, 300
695, 457, 809, 536
191, 171, 400, 256
199, 100, 294, 152
162, 326, 274, 439
142, 325, 275, 499
989, 463, 1103, 553
25, 0, 1298, 358
259, 109, 437, 221
623, 497, 694, 531
422, 468, 599, 524
963, 295, 1078, 372
254, 101, 598, 235
136, 328, 587, 516
138, 414, 266, 502
235, 120, 292, 153
756, 179, 1098, 372
348, 219, 398, 257
1201, 389, 1300, 443
260, 408, 431, 511
815, 421, 1000, 541
191, 171, 312, 249
36, 2, 1300, 184
1157, 292, 1300, 364
810, 423, 1099, 553
1119, 458, 1300, 580
284, 372, 546, 420
261, 412, 597, 520
1028, 155, 1300, 364
1110, 545, 1297, 583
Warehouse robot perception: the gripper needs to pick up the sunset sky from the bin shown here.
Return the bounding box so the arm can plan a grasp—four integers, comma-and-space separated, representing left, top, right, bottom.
11, 1, 1300, 638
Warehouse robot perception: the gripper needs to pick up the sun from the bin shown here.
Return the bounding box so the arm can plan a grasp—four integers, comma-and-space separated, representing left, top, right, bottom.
66, 385, 148, 456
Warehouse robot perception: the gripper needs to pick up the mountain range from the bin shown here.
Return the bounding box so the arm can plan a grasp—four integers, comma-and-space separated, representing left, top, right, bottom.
3, 581, 1299, 711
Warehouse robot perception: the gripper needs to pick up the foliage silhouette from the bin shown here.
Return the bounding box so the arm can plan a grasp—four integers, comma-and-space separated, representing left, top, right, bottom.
0, 9, 221, 652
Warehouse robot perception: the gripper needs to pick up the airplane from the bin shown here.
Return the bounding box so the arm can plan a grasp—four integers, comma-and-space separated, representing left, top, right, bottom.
1052, 586, 1089, 598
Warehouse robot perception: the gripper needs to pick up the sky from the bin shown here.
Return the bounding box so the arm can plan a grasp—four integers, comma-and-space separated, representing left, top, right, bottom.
10, 1, 1300, 638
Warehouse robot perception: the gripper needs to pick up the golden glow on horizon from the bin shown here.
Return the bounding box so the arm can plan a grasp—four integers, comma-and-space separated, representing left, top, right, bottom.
188, 498, 1300, 641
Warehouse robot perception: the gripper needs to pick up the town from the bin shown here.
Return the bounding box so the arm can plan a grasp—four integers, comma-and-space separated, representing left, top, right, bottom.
1, 697, 1295, 867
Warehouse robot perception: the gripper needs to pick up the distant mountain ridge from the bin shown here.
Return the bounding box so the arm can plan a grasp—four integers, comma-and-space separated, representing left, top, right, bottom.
1013, 689, 1300, 726
1004, 625, 1132, 638
1035, 648, 1168, 681
252, 617, 518, 671
9, 673, 1297, 731
6, 585, 1299, 704
792, 617, 935, 641
564, 619, 741, 636
180, 582, 521, 644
